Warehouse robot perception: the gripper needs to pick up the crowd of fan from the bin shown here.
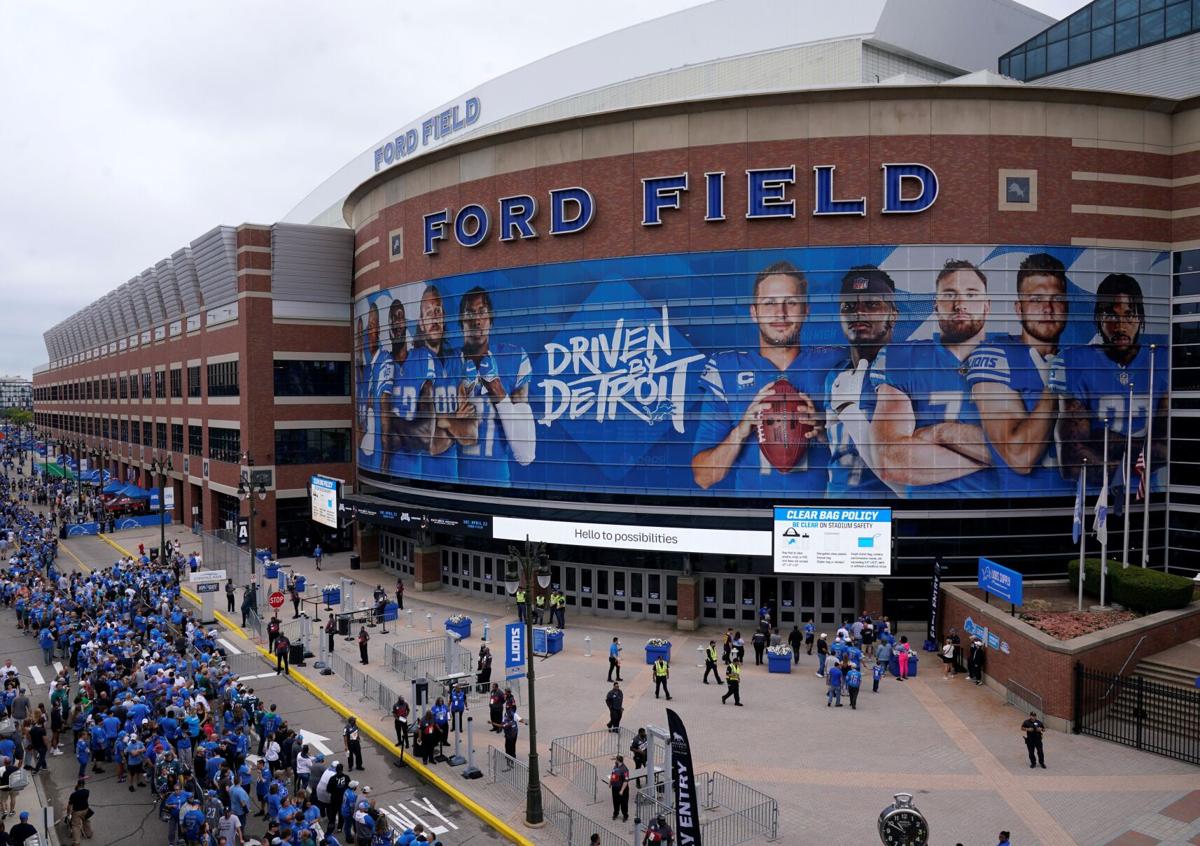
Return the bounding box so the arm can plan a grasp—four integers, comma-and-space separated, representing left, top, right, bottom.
0, 451, 444, 846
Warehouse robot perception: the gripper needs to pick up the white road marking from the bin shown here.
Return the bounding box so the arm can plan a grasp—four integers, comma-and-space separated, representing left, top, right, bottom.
53, 662, 63, 675
295, 729, 333, 756
381, 800, 456, 836
27, 666, 44, 685
237, 672, 276, 682
217, 638, 242, 655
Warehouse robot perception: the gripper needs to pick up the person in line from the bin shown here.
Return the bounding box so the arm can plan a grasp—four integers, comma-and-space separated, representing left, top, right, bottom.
846, 663, 862, 710
343, 716, 364, 772
826, 661, 843, 708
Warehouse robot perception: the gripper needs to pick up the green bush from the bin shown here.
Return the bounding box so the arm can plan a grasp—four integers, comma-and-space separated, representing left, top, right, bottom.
1112, 566, 1195, 613
1067, 558, 1194, 613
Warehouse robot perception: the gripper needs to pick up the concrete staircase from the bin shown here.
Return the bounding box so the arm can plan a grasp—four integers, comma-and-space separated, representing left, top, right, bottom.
1134, 656, 1200, 691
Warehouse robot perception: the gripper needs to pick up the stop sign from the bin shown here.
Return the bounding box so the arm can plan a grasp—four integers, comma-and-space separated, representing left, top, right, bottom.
268, 591, 285, 609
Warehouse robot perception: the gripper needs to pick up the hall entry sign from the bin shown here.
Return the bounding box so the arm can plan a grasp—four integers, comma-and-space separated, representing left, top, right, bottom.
772, 507, 892, 576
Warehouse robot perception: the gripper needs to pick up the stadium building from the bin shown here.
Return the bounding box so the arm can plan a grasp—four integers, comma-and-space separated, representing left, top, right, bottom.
35, 0, 1200, 628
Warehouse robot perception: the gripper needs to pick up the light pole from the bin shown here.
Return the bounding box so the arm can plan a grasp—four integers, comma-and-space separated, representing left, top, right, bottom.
505, 536, 550, 828
237, 451, 267, 575
151, 454, 173, 564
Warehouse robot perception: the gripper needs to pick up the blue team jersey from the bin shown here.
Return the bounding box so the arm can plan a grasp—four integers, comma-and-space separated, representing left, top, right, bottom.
823, 350, 890, 498
422, 346, 462, 484
384, 346, 436, 479
872, 338, 997, 498
1064, 342, 1168, 443
357, 348, 391, 472
964, 336, 1072, 495
456, 343, 533, 487
694, 346, 843, 495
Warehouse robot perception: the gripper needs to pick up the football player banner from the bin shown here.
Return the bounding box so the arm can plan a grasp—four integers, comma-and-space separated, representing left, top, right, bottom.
666, 708, 702, 846
354, 244, 1169, 502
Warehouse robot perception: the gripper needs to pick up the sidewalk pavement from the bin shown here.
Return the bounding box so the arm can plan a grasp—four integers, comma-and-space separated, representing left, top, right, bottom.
95, 522, 1200, 846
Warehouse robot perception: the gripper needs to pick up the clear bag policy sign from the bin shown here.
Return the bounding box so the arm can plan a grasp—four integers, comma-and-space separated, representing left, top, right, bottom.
773, 507, 892, 576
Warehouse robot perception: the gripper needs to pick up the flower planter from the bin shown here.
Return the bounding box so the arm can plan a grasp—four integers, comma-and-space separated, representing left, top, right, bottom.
546, 631, 564, 655
645, 643, 672, 665
446, 619, 472, 640
767, 653, 792, 674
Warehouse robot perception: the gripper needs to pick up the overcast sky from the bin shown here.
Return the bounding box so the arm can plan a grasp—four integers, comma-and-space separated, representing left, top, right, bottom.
0, 0, 1087, 378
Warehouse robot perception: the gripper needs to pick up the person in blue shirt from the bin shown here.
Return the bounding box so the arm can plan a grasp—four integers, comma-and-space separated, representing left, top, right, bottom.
125, 735, 147, 792
965, 253, 1072, 496
180, 797, 206, 846
846, 663, 862, 710
872, 660, 884, 693
418, 285, 463, 485
692, 260, 840, 496
826, 662, 843, 707
38, 626, 54, 665
449, 686, 466, 733
1057, 272, 1169, 482
868, 259, 996, 497
802, 621, 815, 655
825, 266, 899, 498
452, 287, 536, 487
74, 735, 90, 781
431, 697, 450, 749
383, 298, 437, 480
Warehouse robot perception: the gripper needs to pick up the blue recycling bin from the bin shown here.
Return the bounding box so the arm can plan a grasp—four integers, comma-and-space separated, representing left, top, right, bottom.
265, 563, 279, 580
546, 631, 564, 655
294, 575, 307, 593
888, 652, 920, 678
645, 643, 672, 665
446, 618, 472, 640
383, 602, 398, 622
322, 588, 341, 606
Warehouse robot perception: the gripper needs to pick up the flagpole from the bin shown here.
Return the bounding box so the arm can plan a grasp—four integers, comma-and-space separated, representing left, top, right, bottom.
1099, 422, 1109, 609
1122, 387, 1134, 569
1142, 344, 1155, 568
1077, 459, 1087, 613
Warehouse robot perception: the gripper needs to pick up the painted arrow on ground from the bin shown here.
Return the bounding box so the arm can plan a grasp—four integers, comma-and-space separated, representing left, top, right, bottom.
297, 729, 334, 757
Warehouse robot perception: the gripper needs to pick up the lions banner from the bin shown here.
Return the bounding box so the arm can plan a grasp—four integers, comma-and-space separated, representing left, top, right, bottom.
354, 244, 1169, 500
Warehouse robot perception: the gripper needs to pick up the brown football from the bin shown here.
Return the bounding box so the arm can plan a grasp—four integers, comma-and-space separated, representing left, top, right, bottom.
758, 379, 810, 472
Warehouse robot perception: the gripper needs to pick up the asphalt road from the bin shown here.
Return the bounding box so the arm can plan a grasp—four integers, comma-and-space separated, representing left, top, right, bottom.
12, 532, 499, 846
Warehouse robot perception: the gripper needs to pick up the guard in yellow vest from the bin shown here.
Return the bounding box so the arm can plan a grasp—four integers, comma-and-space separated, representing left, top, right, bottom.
515, 588, 527, 622
534, 592, 547, 624
652, 656, 672, 701
703, 640, 722, 685
552, 590, 566, 628
721, 660, 742, 706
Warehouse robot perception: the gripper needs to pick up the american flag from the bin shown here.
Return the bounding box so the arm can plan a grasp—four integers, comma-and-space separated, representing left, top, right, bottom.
1135, 448, 1147, 501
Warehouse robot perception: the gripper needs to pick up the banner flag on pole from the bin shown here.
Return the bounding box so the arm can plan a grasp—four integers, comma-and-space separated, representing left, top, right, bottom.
665, 709, 702, 846
1135, 448, 1147, 501
1094, 462, 1109, 546
1072, 470, 1085, 546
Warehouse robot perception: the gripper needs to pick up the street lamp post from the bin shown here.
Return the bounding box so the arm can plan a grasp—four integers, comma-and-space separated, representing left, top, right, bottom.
151, 454, 173, 565
237, 451, 268, 575
505, 536, 551, 828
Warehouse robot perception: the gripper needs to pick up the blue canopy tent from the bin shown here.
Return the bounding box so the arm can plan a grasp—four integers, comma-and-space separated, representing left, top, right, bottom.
119, 484, 150, 499
102, 480, 124, 495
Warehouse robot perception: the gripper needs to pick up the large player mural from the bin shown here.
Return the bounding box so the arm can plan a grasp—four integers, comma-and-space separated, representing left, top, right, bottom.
354, 245, 1169, 500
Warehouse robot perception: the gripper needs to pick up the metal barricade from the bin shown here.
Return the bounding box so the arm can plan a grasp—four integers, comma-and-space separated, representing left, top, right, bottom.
635, 770, 778, 846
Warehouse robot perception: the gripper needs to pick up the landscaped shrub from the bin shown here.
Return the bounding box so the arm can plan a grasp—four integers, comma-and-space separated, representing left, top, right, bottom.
1068, 558, 1194, 613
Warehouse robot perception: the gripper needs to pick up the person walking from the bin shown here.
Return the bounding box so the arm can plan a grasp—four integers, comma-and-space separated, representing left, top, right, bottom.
274, 632, 291, 676
395, 578, 404, 611
896, 636, 911, 681
314, 544, 323, 571
996, 831, 1011, 845
609, 754, 630, 823
343, 717, 364, 772
652, 656, 672, 701
1022, 711, 1046, 769
846, 663, 862, 710
803, 620, 815, 655
630, 727, 648, 775
67, 779, 94, 846
225, 580, 235, 614
941, 637, 955, 678
607, 637, 622, 682
816, 633, 829, 677
357, 626, 370, 665
721, 660, 742, 706
788, 625, 803, 664
476, 643, 493, 693
702, 641, 722, 685
605, 683, 623, 733
751, 629, 767, 666
826, 661, 844, 707
968, 638, 985, 685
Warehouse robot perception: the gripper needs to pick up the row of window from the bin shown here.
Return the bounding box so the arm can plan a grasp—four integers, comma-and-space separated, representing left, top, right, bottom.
1000, 0, 1200, 81
35, 359, 352, 403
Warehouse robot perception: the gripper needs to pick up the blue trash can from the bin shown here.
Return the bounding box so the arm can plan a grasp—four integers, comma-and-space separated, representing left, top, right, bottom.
383, 602, 398, 622
265, 563, 279, 580
888, 652, 920, 678
277, 569, 287, 591
294, 575, 307, 593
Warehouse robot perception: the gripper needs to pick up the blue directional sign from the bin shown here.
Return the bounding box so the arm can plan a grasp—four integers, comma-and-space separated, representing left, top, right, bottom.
505, 622, 526, 680
978, 557, 1023, 606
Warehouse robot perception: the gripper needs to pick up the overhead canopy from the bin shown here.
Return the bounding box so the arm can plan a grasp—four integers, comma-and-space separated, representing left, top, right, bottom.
102, 480, 124, 494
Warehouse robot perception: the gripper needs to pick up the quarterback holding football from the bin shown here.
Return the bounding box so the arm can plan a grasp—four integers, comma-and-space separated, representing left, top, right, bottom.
691, 260, 840, 495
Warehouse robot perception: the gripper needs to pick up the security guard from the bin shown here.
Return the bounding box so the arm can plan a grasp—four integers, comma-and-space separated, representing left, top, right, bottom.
552, 589, 566, 628
534, 591, 547, 625
1022, 711, 1046, 768
515, 587, 527, 622
702, 640, 722, 685
609, 754, 630, 822
643, 814, 675, 845
652, 656, 672, 701
721, 660, 742, 706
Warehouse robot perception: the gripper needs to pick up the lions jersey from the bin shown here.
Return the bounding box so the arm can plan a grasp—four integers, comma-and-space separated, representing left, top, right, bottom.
1063, 342, 1168, 443
384, 347, 436, 479
872, 338, 997, 498
823, 350, 890, 498
457, 343, 532, 487
964, 337, 1072, 495
694, 347, 843, 495
422, 347, 462, 484
357, 348, 391, 472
